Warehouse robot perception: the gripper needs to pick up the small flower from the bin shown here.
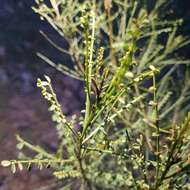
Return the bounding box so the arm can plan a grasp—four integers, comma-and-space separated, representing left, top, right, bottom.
1, 160, 11, 167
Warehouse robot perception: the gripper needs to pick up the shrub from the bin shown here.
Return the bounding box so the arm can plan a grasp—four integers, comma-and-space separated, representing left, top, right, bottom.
1, 0, 190, 189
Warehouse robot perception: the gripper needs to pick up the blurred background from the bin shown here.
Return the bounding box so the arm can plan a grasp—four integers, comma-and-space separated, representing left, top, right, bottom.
0, 0, 189, 190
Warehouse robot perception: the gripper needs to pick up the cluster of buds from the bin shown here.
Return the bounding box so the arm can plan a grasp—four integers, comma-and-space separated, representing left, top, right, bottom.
37, 76, 67, 124
53, 170, 81, 179
80, 7, 93, 29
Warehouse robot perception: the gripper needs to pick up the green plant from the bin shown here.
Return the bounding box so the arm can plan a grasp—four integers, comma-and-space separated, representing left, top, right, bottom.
1, 0, 190, 189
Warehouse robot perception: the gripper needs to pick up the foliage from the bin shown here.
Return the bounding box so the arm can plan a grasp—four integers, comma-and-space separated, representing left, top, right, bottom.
1, 0, 190, 190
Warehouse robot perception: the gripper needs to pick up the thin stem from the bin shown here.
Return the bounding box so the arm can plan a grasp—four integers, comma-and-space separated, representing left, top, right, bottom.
48, 84, 79, 139
153, 73, 160, 187
82, 10, 96, 138
77, 140, 92, 190
121, 0, 127, 39
10, 158, 73, 165
106, 3, 117, 66
77, 10, 96, 190
16, 135, 54, 159
154, 142, 177, 189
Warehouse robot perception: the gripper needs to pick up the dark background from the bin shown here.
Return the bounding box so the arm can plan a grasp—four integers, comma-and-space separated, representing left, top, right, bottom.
0, 0, 189, 71
0, 1, 84, 190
